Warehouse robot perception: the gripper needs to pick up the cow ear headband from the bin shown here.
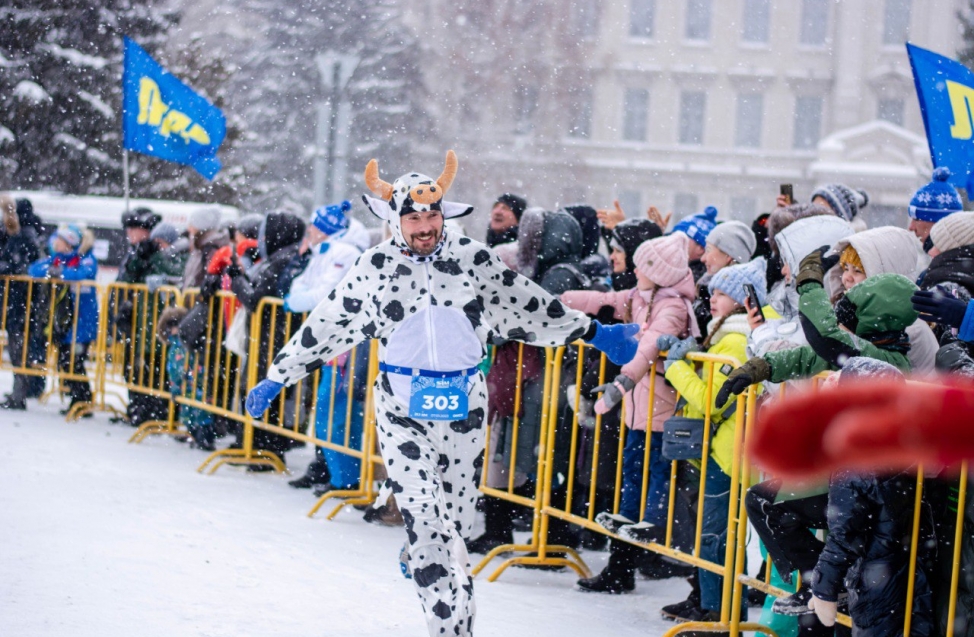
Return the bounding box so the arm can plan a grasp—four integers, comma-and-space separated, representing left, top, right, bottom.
361, 150, 473, 222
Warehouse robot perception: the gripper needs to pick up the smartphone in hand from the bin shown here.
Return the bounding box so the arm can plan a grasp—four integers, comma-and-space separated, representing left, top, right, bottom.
743, 283, 765, 323
779, 184, 794, 205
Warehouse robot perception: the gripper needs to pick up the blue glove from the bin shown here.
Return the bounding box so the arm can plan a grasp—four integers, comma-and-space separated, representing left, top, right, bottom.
656, 334, 680, 353
912, 289, 969, 329
585, 320, 640, 366
245, 379, 285, 418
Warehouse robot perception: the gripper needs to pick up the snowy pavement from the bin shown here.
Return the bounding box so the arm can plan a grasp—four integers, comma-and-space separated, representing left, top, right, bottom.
0, 372, 689, 637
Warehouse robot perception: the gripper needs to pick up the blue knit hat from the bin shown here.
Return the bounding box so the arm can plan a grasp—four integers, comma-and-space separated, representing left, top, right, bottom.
909, 167, 963, 222
708, 257, 767, 308
673, 206, 718, 248
313, 200, 352, 235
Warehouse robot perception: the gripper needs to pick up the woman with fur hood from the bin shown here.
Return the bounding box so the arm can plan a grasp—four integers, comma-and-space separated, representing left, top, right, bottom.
561, 232, 698, 594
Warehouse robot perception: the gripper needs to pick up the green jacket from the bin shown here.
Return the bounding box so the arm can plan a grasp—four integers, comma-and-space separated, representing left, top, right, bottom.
765, 273, 917, 382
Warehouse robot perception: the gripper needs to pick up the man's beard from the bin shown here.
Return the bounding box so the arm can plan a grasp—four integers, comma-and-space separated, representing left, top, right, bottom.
407, 229, 442, 256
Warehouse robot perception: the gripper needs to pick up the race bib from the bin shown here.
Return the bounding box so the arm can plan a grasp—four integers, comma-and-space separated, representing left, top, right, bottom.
408, 372, 469, 420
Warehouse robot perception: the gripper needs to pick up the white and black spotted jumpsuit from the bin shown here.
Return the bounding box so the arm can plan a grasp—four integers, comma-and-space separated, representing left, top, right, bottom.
267, 231, 591, 637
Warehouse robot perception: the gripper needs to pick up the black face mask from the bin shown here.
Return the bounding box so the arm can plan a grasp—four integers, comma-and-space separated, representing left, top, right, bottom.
923, 234, 935, 254
486, 225, 518, 248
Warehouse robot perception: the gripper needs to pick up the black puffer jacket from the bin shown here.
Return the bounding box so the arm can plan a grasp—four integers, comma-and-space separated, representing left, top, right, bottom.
922, 244, 974, 296
812, 469, 935, 637
516, 208, 588, 295
562, 205, 611, 285
230, 212, 306, 376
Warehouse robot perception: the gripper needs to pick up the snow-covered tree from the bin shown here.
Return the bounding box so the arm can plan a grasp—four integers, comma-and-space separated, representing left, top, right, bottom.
0, 1, 174, 194
225, 0, 429, 214
959, 0, 974, 69
0, 1, 250, 206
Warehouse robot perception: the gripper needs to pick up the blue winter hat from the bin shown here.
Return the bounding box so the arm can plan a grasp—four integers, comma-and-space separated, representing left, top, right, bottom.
708, 257, 767, 308
909, 167, 963, 222
55, 223, 83, 249
313, 200, 352, 235
673, 206, 718, 248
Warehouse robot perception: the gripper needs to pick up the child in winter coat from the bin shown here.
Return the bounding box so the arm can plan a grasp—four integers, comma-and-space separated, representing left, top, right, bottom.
28, 224, 99, 415
647, 257, 765, 623
561, 232, 698, 594
157, 306, 216, 450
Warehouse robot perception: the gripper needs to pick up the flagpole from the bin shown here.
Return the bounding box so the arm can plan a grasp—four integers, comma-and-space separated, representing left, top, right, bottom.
123, 148, 130, 212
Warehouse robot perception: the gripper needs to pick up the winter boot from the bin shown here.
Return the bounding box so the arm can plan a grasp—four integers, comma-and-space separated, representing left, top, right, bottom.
467, 495, 515, 554
637, 551, 695, 580
576, 539, 639, 594
661, 571, 702, 621
0, 397, 26, 410
289, 457, 331, 489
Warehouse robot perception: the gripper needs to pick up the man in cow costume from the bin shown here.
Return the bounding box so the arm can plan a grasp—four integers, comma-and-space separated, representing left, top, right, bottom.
246, 150, 638, 636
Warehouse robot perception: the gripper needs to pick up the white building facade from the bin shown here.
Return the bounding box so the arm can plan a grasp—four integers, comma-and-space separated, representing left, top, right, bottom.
409, 0, 966, 232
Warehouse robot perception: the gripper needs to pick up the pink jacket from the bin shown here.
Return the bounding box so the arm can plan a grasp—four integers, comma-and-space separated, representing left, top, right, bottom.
561, 273, 696, 431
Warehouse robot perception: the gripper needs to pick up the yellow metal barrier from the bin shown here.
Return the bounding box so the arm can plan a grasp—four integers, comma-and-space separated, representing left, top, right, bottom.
197, 296, 381, 520
472, 342, 591, 579
0, 275, 109, 421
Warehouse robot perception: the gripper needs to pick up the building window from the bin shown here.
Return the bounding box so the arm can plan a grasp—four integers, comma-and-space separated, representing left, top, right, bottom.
630, 0, 655, 38
882, 0, 911, 45
793, 96, 823, 150
730, 196, 757, 220
573, 0, 601, 38
618, 190, 642, 218
877, 98, 905, 126
799, 0, 829, 46
568, 87, 593, 138
513, 85, 539, 135
685, 0, 712, 41
674, 193, 700, 217
741, 0, 770, 43
623, 88, 649, 142
679, 91, 706, 145
734, 93, 763, 148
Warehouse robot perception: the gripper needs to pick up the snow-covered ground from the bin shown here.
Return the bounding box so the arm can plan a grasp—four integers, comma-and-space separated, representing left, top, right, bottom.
0, 370, 693, 637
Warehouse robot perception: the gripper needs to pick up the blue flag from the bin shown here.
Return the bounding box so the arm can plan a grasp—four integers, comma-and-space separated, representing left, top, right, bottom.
907, 42, 974, 190
122, 36, 226, 180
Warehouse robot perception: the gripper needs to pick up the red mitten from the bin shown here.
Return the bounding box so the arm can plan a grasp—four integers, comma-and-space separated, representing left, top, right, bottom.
749, 379, 974, 480
207, 245, 233, 275
236, 238, 258, 258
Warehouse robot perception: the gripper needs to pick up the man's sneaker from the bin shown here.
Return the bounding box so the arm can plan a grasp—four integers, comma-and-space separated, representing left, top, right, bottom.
399, 543, 411, 579
619, 521, 664, 545
772, 587, 847, 616
595, 512, 635, 534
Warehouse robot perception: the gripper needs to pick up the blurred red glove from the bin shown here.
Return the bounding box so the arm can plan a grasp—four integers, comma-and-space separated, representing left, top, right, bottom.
207, 245, 233, 275
236, 238, 258, 258
749, 378, 974, 480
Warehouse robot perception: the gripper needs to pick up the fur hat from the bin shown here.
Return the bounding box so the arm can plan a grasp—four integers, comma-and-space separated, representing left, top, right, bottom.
188, 206, 221, 233
495, 193, 527, 221
909, 167, 963, 223
156, 306, 188, 342
672, 206, 718, 248
361, 150, 474, 252
709, 257, 767, 307
313, 200, 352, 235
707, 220, 756, 264
930, 212, 974, 253
811, 183, 869, 222
633, 233, 691, 288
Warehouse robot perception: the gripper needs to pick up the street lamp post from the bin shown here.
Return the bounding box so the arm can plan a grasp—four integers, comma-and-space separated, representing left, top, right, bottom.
313, 52, 359, 208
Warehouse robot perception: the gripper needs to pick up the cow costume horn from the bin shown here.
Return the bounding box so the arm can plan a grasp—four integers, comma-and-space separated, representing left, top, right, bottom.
436, 150, 457, 194
365, 159, 394, 201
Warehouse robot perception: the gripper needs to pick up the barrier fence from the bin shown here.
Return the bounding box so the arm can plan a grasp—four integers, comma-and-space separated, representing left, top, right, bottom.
2, 273, 968, 637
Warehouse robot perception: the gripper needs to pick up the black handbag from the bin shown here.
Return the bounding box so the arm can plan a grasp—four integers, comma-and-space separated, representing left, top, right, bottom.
662, 398, 737, 461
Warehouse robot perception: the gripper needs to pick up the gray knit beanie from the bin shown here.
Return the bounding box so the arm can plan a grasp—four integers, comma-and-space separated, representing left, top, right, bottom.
188, 206, 221, 233
707, 220, 756, 263
930, 212, 974, 253
149, 222, 180, 247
